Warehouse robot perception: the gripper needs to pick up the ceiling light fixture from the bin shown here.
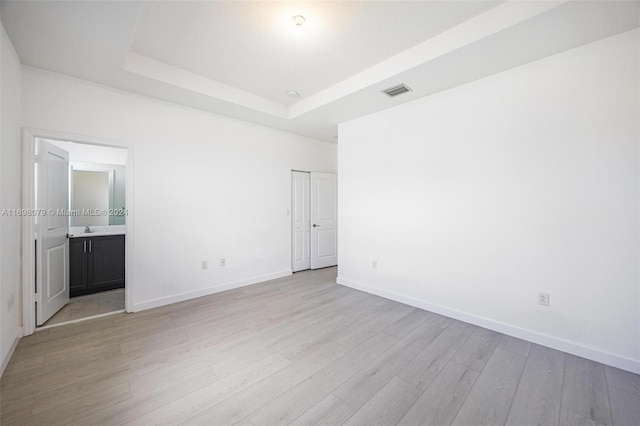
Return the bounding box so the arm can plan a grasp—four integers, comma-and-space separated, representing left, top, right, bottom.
287, 90, 300, 98
291, 15, 306, 28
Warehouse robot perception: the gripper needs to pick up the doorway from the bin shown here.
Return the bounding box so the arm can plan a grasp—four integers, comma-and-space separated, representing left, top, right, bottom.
22, 129, 134, 334
291, 171, 338, 272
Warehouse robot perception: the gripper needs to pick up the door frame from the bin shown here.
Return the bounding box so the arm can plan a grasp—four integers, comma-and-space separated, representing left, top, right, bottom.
21, 128, 135, 335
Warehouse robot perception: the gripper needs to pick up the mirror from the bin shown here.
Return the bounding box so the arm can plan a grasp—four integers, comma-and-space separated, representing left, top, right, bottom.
71, 164, 126, 226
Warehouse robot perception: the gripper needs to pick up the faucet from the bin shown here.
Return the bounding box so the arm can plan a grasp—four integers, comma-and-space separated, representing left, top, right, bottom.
84, 225, 91, 233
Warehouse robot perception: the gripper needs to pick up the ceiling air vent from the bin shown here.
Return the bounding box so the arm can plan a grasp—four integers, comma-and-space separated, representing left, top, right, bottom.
382, 83, 412, 98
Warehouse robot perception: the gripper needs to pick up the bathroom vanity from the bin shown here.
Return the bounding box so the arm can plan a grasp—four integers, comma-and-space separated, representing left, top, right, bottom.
69, 229, 125, 297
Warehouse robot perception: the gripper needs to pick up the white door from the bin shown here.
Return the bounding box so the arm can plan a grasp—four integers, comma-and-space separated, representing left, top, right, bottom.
310, 172, 337, 269
291, 171, 311, 272
36, 139, 70, 325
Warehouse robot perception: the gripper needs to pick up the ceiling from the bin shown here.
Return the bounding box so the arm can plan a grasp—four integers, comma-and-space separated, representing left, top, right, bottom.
2, 1, 638, 143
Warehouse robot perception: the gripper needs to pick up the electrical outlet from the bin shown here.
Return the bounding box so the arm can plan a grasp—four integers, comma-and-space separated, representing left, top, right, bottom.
372, 260, 377, 269
220, 258, 226, 267
538, 292, 549, 306
201, 260, 208, 270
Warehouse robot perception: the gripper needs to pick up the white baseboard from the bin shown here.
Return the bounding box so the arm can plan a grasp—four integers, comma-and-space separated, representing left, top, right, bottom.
337, 276, 640, 374
1, 327, 23, 377
133, 270, 293, 312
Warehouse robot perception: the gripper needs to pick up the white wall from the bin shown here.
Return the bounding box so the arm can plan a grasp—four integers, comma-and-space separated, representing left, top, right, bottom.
0, 23, 22, 373
21, 67, 336, 311
338, 29, 640, 373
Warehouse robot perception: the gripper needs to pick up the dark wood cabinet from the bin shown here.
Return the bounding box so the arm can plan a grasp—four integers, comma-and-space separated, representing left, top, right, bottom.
69, 238, 88, 295
70, 235, 125, 297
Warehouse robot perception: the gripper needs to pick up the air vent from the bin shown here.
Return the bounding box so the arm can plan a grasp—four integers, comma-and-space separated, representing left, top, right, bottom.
382, 83, 412, 98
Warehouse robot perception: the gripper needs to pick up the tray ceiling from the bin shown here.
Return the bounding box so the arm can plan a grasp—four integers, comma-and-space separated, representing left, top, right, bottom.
2, 1, 638, 142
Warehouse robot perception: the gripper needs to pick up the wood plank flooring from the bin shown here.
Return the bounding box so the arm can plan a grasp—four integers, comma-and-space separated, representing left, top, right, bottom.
44, 289, 125, 326
1, 267, 638, 425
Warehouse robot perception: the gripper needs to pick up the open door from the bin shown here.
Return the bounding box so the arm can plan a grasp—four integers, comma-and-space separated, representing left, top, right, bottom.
292, 171, 311, 272
310, 172, 337, 269
36, 139, 70, 325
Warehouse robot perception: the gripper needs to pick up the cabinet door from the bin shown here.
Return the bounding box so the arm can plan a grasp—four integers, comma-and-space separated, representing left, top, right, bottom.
87, 235, 125, 290
69, 238, 88, 297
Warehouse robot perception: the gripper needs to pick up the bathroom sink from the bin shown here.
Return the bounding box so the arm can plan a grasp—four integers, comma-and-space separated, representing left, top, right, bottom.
69, 225, 126, 238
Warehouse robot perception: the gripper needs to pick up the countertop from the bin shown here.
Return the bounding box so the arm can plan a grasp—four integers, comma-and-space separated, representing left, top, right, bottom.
68, 225, 126, 238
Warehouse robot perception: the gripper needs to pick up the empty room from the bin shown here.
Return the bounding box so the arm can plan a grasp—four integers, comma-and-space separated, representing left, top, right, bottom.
1, 1, 639, 425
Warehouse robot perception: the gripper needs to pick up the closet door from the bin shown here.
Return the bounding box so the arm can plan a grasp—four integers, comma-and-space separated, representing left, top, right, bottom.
291, 171, 310, 272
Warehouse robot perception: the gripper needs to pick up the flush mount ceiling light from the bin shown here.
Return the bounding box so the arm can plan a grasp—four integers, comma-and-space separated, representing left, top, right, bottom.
291, 15, 306, 28
287, 90, 300, 98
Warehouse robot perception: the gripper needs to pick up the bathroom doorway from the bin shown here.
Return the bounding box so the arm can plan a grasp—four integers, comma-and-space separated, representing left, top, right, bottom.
43, 138, 127, 326
22, 129, 134, 334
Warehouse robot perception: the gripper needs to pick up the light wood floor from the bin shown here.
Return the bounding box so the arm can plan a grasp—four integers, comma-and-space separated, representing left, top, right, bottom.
1, 267, 638, 425
44, 288, 125, 326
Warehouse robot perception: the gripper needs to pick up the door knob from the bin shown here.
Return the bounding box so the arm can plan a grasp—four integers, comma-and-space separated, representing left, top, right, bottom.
313, 224, 320, 227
